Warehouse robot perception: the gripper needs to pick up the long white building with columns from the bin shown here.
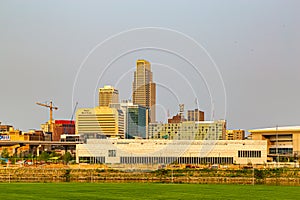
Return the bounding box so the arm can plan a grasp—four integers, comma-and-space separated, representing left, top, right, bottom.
76, 139, 267, 165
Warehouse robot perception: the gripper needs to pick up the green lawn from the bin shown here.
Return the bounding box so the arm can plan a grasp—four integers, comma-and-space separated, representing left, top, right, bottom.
0, 183, 299, 200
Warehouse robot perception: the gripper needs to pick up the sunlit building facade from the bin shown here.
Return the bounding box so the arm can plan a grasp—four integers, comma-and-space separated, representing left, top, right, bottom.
226, 130, 245, 140
76, 107, 124, 138
249, 126, 300, 162
148, 120, 226, 140
132, 60, 156, 123
99, 85, 119, 107
76, 139, 267, 165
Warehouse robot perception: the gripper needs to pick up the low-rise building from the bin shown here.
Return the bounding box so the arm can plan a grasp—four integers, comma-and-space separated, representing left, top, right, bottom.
76, 139, 267, 165
249, 126, 300, 162
0, 127, 30, 156
226, 130, 245, 140
41, 120, 75, 141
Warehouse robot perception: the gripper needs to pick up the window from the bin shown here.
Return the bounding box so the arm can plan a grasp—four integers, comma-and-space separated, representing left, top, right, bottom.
108, 150, 116, 157
238, 150, 261, 158
269, 148, 293, 155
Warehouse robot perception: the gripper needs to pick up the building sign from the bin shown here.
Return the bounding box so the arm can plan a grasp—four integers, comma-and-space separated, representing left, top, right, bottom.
0, 135, 10, 140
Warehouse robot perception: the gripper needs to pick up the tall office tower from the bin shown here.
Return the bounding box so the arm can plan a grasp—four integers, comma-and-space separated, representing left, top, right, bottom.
110, 100, 148, 139
99, 85, 119, 107
76, 107, 124, 138
187, 109, 205, 121
132, 60, 156, 122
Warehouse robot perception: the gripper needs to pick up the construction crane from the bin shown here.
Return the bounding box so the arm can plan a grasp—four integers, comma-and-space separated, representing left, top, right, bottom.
36, 100, 58, 132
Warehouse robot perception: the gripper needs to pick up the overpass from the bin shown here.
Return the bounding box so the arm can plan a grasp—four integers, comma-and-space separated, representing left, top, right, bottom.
0, 140, 84, 156
0, 140, 83, 146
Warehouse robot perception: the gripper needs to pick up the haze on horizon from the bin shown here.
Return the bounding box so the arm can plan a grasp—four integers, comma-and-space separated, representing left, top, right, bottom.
0, 0, 299, 135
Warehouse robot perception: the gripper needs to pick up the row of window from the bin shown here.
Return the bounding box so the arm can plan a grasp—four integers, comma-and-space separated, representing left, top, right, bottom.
79, 156, 105, 164
269, 148, 293, 155
120, 156, 233, 164
238, 150, 261, 158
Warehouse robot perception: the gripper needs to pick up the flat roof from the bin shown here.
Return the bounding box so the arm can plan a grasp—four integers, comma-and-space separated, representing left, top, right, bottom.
249, 126, 300, 133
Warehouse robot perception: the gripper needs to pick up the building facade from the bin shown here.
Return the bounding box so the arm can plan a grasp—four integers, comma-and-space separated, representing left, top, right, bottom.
148, 120, 226, 140
110, 101, 148, 139
132, 60, 156, 123
249, 126, 300, 162
226, 130, 245, 140
41, 120, 75, 141
76, 139, 267, 165
126, 106, 148, 139
0, 127, 30, 156
187, 109, 205, 121
76, 107, 124, 138
168, 114, 186, 123
99, 85, 119, 107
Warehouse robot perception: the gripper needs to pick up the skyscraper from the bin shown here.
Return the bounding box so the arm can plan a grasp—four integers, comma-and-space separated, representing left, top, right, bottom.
132, 60, 156, 122
99, 85, 119, 107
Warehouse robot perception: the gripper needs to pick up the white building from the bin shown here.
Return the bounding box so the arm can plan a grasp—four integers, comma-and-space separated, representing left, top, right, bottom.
76, 139, 267, 165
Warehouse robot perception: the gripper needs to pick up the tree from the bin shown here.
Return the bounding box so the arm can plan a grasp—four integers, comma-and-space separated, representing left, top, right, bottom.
62, 152, 73, 164
39, 151, 50, 161
1, 148, 9, 158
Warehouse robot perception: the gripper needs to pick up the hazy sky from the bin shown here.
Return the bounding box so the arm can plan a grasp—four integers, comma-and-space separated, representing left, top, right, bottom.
0, 0, 299, 134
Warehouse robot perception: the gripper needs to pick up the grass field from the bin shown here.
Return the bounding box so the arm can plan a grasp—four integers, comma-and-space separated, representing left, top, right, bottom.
0, 183, 299, 200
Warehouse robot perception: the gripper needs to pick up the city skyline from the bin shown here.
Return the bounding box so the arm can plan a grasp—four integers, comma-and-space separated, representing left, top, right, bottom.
0, 1, 299, 134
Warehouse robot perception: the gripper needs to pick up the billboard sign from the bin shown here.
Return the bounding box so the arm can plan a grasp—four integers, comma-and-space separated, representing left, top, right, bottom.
0, 135, 10, 140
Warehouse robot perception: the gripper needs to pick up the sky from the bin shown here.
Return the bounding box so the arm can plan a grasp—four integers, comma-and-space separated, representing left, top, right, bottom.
0, 0, 299, 134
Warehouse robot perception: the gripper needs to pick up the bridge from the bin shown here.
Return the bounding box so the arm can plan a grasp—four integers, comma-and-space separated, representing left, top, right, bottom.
0, 140, 83, 146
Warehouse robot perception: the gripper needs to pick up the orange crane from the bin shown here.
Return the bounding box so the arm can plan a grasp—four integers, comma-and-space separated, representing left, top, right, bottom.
36, 100, 58, 132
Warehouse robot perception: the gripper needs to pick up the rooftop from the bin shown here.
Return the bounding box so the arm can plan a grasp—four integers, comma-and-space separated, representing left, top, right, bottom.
249, 126, 300, 133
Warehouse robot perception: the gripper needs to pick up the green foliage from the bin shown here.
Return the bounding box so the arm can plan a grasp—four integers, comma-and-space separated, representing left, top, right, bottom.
62, 152, 73, 164
39, 152, 50, 161
62, 169, 71, 182
254, 169, 265, 179
1, 148, 9, 158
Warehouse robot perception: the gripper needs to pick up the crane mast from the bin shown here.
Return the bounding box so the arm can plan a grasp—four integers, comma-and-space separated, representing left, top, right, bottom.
36, 100, 58, 133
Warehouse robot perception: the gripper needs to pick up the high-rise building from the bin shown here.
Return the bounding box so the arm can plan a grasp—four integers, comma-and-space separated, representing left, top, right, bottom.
76, 107, 124, 138
126, 105, 148, 139
110, 100, 148, 139
99, 85, 119, 107
187, 109, 205, 121
132, 60, 156, 123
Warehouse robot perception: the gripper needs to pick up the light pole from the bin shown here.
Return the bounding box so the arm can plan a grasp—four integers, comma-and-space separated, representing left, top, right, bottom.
252, 162, 255, 186
276, 125, 279, 168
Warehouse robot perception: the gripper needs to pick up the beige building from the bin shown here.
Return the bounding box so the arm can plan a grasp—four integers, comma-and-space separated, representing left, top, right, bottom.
99, 85, 119, 107
76, 107, 124, 138
76, 139, 267, 165
249, 126, 300, 162
148, 120, 226, 140
226, 130, 245, 140
0, 127, 30, 156
132, 60, 156, 123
